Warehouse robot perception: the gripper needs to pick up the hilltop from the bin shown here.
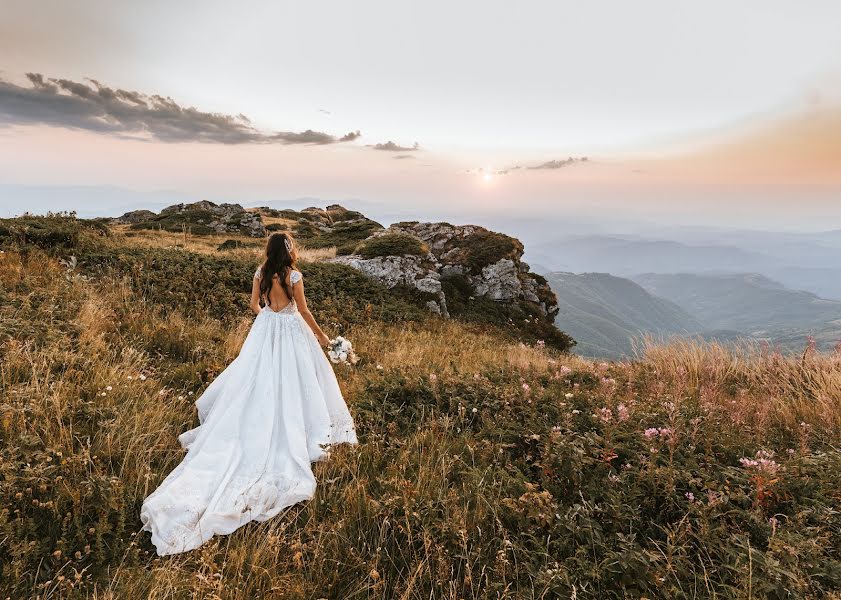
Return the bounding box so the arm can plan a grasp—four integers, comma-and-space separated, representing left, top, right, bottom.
1, 211, 840, 598
111, 201, 572, 349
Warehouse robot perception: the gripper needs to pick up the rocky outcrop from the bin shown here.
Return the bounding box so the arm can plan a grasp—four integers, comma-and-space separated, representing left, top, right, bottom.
116, 201, 266, 237
113, 209, 157, 224
159, 201, 265, 237
328, 220, 558, 318
329, 254, 449, 317
252, 204, 382, 252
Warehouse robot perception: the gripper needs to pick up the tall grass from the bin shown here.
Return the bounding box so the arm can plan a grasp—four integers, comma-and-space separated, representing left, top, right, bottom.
2, 238, 840, 598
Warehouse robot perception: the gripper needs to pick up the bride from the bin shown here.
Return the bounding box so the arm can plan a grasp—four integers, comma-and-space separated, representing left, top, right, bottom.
141, 232, 358, 556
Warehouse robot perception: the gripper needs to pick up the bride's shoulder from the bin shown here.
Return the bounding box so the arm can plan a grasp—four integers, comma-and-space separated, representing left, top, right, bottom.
253, 264, 264, 279
289, 269, 303, 284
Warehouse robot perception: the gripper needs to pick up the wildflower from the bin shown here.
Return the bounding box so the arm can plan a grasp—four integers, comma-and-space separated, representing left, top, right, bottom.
608, 473, 620, 482
522, 383, 531, 392
786, 448, 795, 455
188, 391, 194, 396
471, 407, 478, 413
376, 364, 384, 370
685, 492, 695, 502
644, 428, 659, 439
597, 407, 612, 423
139, 374, 147, 381
740, 450, 780, 474
616, 404, 629, 422
536, 340, 546, 349
429, 373, 437, 381
106, 386, 112, 391
571, 409, 580, 415
560, 365, 572, 375
657, 427, 673, 439
178, 395, 185, 401
564, 392, 574, 399
127, 375, 133, 380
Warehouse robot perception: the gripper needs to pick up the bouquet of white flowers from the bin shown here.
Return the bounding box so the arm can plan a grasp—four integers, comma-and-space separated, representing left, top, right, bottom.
327, 336, 359, 365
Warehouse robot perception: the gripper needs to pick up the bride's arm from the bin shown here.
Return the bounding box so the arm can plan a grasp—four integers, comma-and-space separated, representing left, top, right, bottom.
249, 272, 262, 315
292, 273, 330, 347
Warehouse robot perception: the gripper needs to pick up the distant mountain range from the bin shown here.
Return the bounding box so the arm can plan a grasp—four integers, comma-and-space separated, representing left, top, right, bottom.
530, 234, 841, 300
633, 273, 841, 338
542, 269, 841, 358
545, 272, 703, 359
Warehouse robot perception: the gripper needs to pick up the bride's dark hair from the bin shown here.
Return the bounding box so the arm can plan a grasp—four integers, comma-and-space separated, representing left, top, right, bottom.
259, 232, 297, 304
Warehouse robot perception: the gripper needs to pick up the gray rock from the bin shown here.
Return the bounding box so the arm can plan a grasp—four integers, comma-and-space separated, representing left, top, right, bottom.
113, 209, 157, 224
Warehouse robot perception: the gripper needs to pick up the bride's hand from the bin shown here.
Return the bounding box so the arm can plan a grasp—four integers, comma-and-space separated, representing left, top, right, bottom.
317, 332, 330, 347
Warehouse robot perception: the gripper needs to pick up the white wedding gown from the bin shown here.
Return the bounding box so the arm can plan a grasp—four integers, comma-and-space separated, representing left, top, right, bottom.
141, 268, 358, 556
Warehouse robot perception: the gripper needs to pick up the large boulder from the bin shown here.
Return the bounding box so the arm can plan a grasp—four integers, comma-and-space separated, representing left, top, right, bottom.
328, 220, 558, 318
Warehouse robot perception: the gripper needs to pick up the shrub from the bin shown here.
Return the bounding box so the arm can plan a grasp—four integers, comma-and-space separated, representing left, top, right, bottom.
441, 273, 575, 351
217, 239, 243, 251
356, 232, 429, 258
305, 219, 383, 252
461, 230, 523, 273
0, 214, 109, 252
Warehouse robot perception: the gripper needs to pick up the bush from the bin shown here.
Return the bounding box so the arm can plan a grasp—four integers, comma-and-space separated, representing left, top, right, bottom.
441, 273, 575, 351
0, 214, 109, 253
305, 219, 383, 252
217, 239, 243, 251
356, 232, 429, 258
461, 230, 523, 273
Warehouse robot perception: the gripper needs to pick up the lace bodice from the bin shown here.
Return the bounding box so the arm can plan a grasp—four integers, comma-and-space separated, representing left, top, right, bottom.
254, 266, 302, 285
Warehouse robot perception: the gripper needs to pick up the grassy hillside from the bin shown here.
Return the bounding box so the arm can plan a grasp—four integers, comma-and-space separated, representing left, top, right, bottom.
1, 216, 841, 599
634, 272, 841, 351
545, 272, 703, 359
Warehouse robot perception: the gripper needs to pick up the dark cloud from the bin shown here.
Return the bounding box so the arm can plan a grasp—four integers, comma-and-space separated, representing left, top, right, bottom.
340, 130, 361, 142
528, 156, 588, 169
372, 140, 419, 151
0, 73, 361, 145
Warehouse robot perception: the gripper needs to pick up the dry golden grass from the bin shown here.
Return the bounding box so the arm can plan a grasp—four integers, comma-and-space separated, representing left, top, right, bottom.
111, 225, 336, 262
348, 319, 589, 376
639, 336, 841, 436
3, 238, 841, 598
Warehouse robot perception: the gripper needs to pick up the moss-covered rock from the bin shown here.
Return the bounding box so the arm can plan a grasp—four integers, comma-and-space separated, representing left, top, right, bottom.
356, 232, 429, 258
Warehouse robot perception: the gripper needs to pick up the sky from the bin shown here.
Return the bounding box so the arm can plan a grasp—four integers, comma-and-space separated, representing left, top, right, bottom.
1, 0, 840, 229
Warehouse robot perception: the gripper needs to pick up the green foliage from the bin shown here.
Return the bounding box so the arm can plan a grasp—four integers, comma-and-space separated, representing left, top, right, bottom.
461, 230, 523, 273
355, 232, 429, 258
217, 239, 244, 251
442, 273, 576, 352
0, 214, 109, 252
305, 219, 384, 254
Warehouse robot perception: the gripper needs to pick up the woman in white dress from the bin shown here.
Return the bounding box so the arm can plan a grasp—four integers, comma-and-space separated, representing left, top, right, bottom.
141, 232, 358, 556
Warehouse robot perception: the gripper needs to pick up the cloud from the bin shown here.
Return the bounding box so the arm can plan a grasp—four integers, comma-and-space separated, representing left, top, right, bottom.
528, 156, 588, 170
372, 140, 420, 151
339, 130, 361, 142
0, 73, 361, 145
393, 154, 416, 160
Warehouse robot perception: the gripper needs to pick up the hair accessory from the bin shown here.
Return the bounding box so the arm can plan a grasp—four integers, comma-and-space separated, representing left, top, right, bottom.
284, 237, 293, 253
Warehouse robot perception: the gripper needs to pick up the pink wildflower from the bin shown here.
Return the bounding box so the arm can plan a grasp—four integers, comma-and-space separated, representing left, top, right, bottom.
617, 404, 630, 422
